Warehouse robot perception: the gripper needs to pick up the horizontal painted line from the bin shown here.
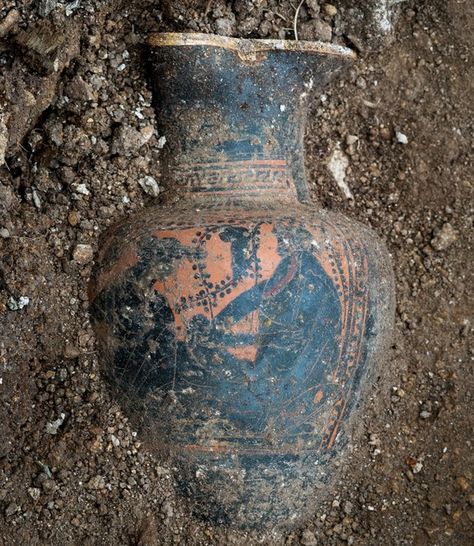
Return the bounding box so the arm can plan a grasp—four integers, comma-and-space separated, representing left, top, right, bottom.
176, 159, 288, 170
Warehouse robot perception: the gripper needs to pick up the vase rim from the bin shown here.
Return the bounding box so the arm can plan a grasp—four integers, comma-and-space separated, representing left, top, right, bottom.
148, 32, 356, 60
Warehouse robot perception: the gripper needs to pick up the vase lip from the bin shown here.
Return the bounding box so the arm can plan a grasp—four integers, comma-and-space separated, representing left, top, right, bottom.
147, 32, 356, 60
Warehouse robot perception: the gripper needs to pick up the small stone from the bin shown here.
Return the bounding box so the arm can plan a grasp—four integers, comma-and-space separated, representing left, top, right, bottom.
71, 183, 90, 196
111, 125, 154, 156
161, 500, 174, 519
419, 410, 431, 419
7, 296, 30, 311
323, 4, 338, 17
139, 176, 160, 197
68, 211, 80, 226
301, 528, 318, 546
457, 476, 470, 491
5, 503, 18, 517
0, 184, 15, 211
157, 135, 167, 149
395, 131, 408, 144
0, 228, 10, 238
45, 413, 65, 435
28, 487, 41, 500
40, 479, 56, 492
305, 0, 320, 16
0, 9, 20, 38
88, 475, 106, 490
32, 189, 42, 209
64, 344, 80, 359
431, 223, 458, 251
72, 243, 94, 264
0, 115, 8, 166
299, 19, 332, 42
66, 75, 96, 102
215, 15, 236, 36
65, 1, 81, 17
346, 135, 358, 146
379, 126, 392, 140
313, 19, 332, 42
327, 145, 353, 199
343, 501, 353, 514
38, 0, 58, 18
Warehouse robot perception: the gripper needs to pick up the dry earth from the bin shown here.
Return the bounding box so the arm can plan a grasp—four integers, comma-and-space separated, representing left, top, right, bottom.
0, 1, 473, 545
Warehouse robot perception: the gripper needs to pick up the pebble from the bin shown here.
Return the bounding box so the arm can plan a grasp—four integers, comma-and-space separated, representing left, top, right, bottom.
457, 476, 470, 491
32, 189, 42, 209
71, 183, 90, 196
323, 4, 338, 17
5, 503, 18, 517
313, 19, 333, 42
7, 296, 30, 311
72, 243, 94, 264
65, 1, 81, 17
379, 126, 392, 140
215, 16, 236, 36
0, 116, 8, 166
0, 9, 20, 39
88, 475, 106, 490
395, 131, 408, 144
64, 344, 80, 359
68, 211, 80, 226
139, 176, 160, 197
111, 125, 154, 156
301, 528, 318, 546
344, 501, 354, 514
161, 500, 174, 519
28, 487, 41, 501
45, 413, 66, 435
0, 228, 10, 238
37, 0, 58, 18
327, 145, 353, 199
431, 223, 458, 251
41, 478, 56, 492
346, 135, 358, 146
157, 135, 167, 149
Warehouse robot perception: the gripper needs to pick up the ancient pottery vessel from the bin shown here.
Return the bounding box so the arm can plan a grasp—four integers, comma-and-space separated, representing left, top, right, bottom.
89, 33, 394, 528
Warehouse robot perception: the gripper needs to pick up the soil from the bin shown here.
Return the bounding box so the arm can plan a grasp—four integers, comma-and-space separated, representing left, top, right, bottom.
0, 1, 473, 545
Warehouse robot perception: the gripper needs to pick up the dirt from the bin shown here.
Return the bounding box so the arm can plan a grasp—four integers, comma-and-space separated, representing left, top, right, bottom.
0, 1, 473, 545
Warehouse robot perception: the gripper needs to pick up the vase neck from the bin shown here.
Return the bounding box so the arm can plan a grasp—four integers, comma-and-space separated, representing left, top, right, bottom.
167, 158, 299, 204
148, 33, 355, 205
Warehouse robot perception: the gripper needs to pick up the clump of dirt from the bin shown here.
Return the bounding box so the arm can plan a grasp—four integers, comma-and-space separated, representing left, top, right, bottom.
0, 1, 473, 545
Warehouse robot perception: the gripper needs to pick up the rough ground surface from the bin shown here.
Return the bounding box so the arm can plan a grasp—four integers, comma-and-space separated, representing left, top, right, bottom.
0, 1, 473, 545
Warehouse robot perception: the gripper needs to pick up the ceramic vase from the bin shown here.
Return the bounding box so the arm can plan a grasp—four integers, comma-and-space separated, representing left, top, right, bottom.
89, 33, 395, 528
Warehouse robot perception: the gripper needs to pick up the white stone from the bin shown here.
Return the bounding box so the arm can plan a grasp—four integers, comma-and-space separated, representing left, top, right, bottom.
327, 144, 353, 199
139, 175, 160, 197
396, 131, 408, 144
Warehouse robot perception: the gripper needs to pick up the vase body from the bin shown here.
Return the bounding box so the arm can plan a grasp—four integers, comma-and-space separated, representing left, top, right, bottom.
89, 33, 394, 528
